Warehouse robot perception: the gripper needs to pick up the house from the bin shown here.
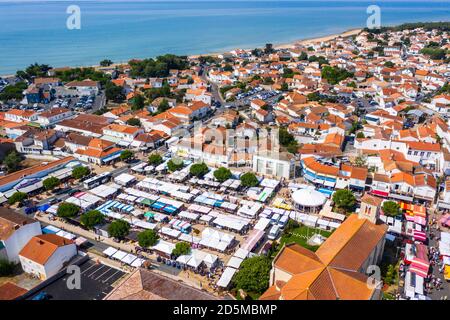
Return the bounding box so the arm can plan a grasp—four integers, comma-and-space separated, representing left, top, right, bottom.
102, 124, 144, 146
253, 108, 273, 123
260, 214, 387, 300
19, 234, 77, 280
0, 282, 27, 300
75, 138, 123, 165
105, 268, 218, 300
56, 114, 113, 137
5, 109, 37, 123
36, 108, 73, 127
0, 207, 42, 263
65, 79, 100, 96
253, 151, 295, 179
250, 98, 267, 110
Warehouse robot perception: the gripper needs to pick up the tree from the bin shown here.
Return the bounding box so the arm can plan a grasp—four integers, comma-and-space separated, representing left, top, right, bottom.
214, 167, 232, 182
120, 149, 134, 161
167, 159, 184, 172
384, 61, 395, 68
4, 151, 22, 173
43, 177, 60, 191
100, 59, 113, 67
130, 94, 145, 111
7, 192, 27, 205
172, 242, 191, 257
240, 172, 259, 187
57, 202, 80, 218
0, 82, 28, 101
148, 153, 163, 166
157, 98, 170, 113
105, 82, 125, 103
233, 256, 271, 295
108, 220, 130, 239
382, 201, 401, 217
72, 166, 91, 179
356, 132, 365, 139
0, 258, 16, 276
137, 229, 159, 248
332, 189, 356, 213
321, 65, 353, 85
223, 64, 233, 72
80, 210, 105, 229
353, 155, 367, 167
279, 128, 298, 154
126, 118, 141, 127
190, 162, 209, 178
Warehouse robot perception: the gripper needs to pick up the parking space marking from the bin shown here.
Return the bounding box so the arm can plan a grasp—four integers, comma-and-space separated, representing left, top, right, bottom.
81, 263, 97, 275
88, 265, 105, 278
95, 267, 113, 281
103, 270, 120, 284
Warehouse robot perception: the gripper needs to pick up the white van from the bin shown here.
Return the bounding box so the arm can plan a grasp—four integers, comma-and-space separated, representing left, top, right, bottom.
278, 215, 289, 229
268, 225, 280, 240
271, 213, 280, 224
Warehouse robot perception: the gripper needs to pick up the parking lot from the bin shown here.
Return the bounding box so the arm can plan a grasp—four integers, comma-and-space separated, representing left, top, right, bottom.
28, 260, 126, 300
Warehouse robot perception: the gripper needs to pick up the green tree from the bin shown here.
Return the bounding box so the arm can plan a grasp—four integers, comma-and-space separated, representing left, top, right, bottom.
382, 201, 402, 217
80, 210, 105, 229
332, 189, 356, 214
7, 192, 27, 205
126, 118, 141, 127
321, 65, 353, 85
233, 256, 271, 295
190, 162, 209, 178
279, 128, 298, 154
105, 82, 125, 103
72, 166, 91, 179
214, 167, 232, 182
100, 59, 113, 67
0, 82, 28, 101
4, 151, 22, 173
240, 172, 259, 187
356, 132, 365, 139
172, 242, 191, 257
120, 149, 134, 161
157, 98, 170, 113
0, 259, 16, 276
108, 220, 130, 239
57, 202, 80, 218
167, 159, 184, 172
353, 155, 367, 167
148, 153, 163, 166
130, 94, 145, 111
137, 229, 159, 248
43, 177, 60, 191
384, 61, 395, 68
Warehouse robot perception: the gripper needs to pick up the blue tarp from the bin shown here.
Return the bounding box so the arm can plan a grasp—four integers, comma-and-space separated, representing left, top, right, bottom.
37, 204, 51, 212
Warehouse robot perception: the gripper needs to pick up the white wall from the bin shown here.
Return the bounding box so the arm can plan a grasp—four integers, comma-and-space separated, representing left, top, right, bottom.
3, 222, 42, 263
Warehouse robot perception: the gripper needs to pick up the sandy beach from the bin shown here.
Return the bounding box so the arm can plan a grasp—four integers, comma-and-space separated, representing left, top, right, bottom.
1, 28, 362, 77
188, 28, 362, 59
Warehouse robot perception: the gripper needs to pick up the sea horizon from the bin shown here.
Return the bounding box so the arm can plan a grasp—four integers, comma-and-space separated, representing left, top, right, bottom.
0, 0, 449, 75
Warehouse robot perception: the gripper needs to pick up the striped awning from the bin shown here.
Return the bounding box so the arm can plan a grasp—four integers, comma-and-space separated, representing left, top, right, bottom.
413, 230, 427, 242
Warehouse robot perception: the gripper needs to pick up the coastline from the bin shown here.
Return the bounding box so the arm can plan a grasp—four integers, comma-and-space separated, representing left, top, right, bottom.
0, 28, 362, 78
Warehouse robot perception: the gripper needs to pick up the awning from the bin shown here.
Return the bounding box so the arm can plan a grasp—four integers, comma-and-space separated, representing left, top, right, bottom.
371, 190, 389, 197
413, 230, 427, 242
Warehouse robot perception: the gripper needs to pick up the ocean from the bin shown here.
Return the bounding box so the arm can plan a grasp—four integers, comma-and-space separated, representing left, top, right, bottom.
0, 0, 449, 74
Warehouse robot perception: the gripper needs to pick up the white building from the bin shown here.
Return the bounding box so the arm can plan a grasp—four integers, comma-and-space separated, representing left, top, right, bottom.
19, 234, 77, 280
253, 151, 295, 179
0, 208, 42, 263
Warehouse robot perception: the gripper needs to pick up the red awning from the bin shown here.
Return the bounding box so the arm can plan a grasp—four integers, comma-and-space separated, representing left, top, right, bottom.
413, 230, 427, 242
371, 190, 389, 197
410, 266, 428, 278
